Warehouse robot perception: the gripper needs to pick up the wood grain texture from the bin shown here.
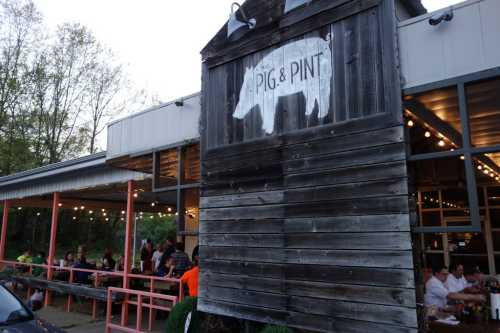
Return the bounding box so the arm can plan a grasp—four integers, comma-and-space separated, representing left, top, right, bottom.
199, 0, 414, 331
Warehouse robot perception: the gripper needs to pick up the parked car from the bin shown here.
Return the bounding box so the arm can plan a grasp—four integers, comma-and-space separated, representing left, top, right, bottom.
0, 284, 65, 332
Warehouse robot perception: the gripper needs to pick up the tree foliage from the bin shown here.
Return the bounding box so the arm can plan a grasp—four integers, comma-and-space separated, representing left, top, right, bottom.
0, 0, 145, 174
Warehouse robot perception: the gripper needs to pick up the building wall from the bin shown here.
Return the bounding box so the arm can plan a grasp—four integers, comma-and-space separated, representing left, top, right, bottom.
106, 93, 200, 161
199, 1, 417, 332
399, 0, 500, 89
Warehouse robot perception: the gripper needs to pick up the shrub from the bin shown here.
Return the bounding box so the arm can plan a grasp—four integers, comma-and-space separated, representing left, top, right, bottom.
260, 325, 294, 333
165, 297, 200, 333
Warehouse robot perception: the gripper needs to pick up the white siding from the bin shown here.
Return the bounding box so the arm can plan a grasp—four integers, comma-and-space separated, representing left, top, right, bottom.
398, 0, 500, 89
106, 93, 200, 160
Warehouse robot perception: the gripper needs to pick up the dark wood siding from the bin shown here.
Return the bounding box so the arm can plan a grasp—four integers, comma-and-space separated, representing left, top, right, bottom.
200, 1, 415, 332
199, 119, 416, 332
205, 6, 389, 150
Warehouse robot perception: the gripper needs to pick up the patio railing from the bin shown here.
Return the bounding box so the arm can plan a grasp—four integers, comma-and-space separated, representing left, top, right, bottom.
0, 260, 183, 323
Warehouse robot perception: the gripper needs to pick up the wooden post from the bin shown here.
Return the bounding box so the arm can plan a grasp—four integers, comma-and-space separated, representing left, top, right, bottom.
122, 180, 134, 326
45, 192, 60, 307
176, 146, 185, 243
0, 200, 10, 268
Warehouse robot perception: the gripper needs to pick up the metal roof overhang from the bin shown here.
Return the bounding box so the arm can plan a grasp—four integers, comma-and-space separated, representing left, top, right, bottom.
106, 92, 200, 163
0, 152, 161, 210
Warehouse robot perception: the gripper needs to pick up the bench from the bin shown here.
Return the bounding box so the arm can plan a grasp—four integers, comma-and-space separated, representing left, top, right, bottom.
9, 275, 124, 302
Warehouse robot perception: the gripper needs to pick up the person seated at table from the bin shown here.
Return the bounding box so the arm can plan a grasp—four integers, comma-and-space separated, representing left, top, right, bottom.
101, 249, 116, 271
464, 266, 499, 289
16, 249, 32, 273
157, 257, 175, 278
424, 264, 486, 311
156, 238, 176, 275
170, 242, 191, 277
27, 289, 44, 311
445, 262, 478, 293
31, 251, 46, 277
192, 245, 199, 262
114, 256, 124, 272
73, 255, 95, 284
62, 251, 75, 267
181, 252, 199, 297
140, 239, 154, 273
152, 243, 164, 273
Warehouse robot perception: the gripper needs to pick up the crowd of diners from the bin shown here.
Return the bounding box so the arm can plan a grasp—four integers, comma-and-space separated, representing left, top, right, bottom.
15, 238, 199, 298
424, 262, 498, 317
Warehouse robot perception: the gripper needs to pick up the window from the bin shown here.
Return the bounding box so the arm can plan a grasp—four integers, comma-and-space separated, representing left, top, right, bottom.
406, 74, 500, 273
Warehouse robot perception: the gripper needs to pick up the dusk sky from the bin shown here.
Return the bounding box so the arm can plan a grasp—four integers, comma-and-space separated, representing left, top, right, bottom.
33, 0, 464, 104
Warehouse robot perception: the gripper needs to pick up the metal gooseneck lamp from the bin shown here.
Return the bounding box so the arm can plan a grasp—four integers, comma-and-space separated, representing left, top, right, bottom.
227, 2, 256, 41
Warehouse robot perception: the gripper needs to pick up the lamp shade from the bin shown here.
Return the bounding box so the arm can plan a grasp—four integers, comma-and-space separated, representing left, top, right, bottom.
227, 3, 256, 41
284, 0, 311, 14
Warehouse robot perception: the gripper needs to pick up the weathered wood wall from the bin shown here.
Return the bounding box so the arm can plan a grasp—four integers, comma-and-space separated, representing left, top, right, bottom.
199, 1, 416, 332
204, 6, 389, 150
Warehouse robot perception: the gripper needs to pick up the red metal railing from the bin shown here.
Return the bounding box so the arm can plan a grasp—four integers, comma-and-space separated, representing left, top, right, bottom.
106, 287, 178, 333
0, 260, 183, 322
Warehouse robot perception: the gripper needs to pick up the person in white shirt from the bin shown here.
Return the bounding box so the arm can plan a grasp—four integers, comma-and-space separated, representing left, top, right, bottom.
424, 265, 486, 310
152, 243, 165, 272
445, 263, 475, 293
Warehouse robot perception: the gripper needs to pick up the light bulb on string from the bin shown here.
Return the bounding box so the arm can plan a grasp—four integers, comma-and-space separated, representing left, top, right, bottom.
424, 131, 431, 138
438, 140, 445, 147
407, 120, 414, 127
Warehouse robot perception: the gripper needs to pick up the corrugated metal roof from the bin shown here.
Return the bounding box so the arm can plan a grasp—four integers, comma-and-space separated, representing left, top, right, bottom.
0, 152, 149, 201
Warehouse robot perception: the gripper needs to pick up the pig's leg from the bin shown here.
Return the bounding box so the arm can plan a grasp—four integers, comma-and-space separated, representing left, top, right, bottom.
262, 91, 276, 134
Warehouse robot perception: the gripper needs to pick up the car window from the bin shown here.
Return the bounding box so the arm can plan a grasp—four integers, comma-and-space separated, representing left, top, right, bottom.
0, 286, 32, 324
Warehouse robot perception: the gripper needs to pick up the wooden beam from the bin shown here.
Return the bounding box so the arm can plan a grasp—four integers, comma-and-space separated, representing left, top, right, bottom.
0, 200, 10, 268
45, 192, 60, 306
122, 180, 134, 326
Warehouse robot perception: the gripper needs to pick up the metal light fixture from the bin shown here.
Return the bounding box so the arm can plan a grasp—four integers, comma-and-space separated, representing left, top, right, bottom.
429, 9, 453, 26
284, 0, 311, 14
227, 2, 256, 41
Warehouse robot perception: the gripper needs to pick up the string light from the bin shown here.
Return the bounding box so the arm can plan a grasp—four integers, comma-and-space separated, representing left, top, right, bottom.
167, 207, 172, 212
36, 212, 41, 216
438, 140, 445, 147
460, 156, 465, 160
121, 210, 125, 214
151, 202, 156, 207
407, 120, 414, 127
73, 207, 78, 211
17, 207, 22, 210
424, 131, 431, 138
58, 203, 62, 207
80, 206, 85, 210
89, 210, 93, 214
72, 216, 76, 220
133, 193, 138, 198
478, 165, 483, 170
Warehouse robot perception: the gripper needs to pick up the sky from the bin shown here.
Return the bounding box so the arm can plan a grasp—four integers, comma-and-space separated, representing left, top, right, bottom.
33, 0, 465, 104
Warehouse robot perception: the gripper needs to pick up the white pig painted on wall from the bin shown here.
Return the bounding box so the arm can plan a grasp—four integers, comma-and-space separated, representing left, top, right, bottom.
233, 36, 333, 134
